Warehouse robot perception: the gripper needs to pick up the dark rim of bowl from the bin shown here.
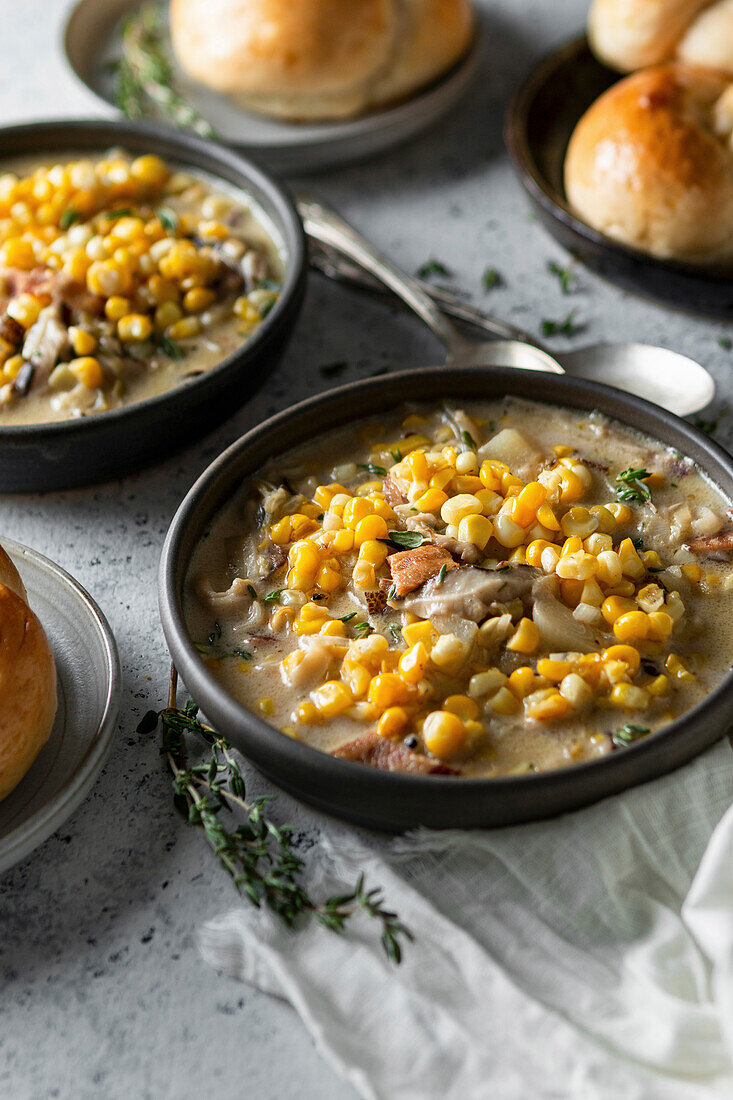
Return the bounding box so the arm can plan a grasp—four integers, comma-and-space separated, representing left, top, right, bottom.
0, 118, 306, 438
504, 35, 733, 286
159, 365, 733, 793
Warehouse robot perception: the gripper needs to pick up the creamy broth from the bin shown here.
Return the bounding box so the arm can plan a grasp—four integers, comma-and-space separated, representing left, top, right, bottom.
184, 399, 733, 778
0, 150, 283, 424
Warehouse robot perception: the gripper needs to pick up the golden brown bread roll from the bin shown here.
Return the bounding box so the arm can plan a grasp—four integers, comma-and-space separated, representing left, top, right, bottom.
589, 0, 733, 75
564, 64, 733, 264
0, 545, 57, 803
170, 0, 474, 120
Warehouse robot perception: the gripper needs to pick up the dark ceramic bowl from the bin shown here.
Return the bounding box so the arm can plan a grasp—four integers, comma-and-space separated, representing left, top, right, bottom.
159, 367, 733, 832
0, 120, 306, 492
505, 37, 733, 319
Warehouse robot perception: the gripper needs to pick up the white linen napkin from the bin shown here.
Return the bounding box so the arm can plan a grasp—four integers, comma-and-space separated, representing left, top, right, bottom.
200, 739, 733, 1099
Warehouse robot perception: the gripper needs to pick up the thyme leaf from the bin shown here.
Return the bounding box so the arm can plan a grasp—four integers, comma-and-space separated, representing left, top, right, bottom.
59, 208, 82, 230
352, 621, 373, 638
417, 259, 451, 279
482, 267, 501, 290
156, 334, 185, 360
263, 588, 285, 604
437, 563, 447, 585
157, 206, 178, 233
359, 462, 387, 478
612, 723, 650, 749
141, 670, 412, 963
547, 260, 575, 294
616, 467, 652, 504
541, 310, 579, 337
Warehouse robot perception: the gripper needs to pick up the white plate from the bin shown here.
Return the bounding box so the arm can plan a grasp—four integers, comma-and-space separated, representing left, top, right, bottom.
0, 539, 120, 876
63, 0, 481, 173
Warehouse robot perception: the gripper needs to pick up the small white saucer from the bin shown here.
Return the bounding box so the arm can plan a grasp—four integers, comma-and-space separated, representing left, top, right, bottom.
0, 539, 120, 876
63, 0, 481, 173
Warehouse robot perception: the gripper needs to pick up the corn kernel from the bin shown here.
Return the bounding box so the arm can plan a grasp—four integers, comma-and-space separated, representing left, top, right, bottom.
601, 596, 637, 624
294, 603, 329, 635
402, 621, 436, 648
399, 642, 429, 684
69, 356, 103, 389
603, 645, 640, 676
647, 611, 673, 640
7, 292, 43, 328
609, 684, 649, 710
606, 502, 633, 525
665, 654, 695, 681
558, 673, 594, 710
441, 494, 483, 526
490, 686, 521, 715
443, 694, 480, 721
258, 697, 274, 716
117, 313, 153, 343
493, 513, 525, 548
353, 514, 388, 548
130, 154, 170, 187
378, 707, 409, 739
507, 617, 540, 654
311, 681, 352, 717
526, 691, 569, 721
295, 700, 321, 725
422, 710, 466, 757
430, 633, 470, 670
457, 513, 493, 550
468, 668, 507, 697
508, 667, 536, 698
414, 487, 448, 513
681, 563, 703, 583
613, 610, 650, 643
166, 316, 202, 341
536, 658, 574, 682
368, 673, 410, 708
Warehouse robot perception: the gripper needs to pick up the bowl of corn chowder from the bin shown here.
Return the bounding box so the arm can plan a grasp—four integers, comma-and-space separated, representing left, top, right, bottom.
160, 370, 733, 831
0, 120, 305, 491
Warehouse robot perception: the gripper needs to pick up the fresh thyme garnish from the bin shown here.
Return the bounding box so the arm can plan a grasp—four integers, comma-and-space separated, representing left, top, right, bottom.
263, 588, 285, 604
156, 334, 185, 360
208, 620, 222, 645
104, 207, 134, 220
319, 361, 348, 378
380, 530, 425, 550
631, 536, 645, 551
387, 584, 397, 601
389, 624, 401, 644
114, 2, 217, 137
616, 467, 652, 504
547, 260, 575, 294
437, 564, 447, 585
157, 206, 178, 233
247, 583, 258, 599
353, 621, 373, 639
611, 723, 650, 749
311, 592, 326, 600
417, 259, 451, 279
59, 208, 82, 231
232, 647, 252, 660
339, 612, 357, 623
359, 463, 387, 478
541, 310, 579, 336
389, 448, 402, 463
718, 336, 732, 350
461, 429, 478, 451
482, 267, 501, 290
139, 671, 412, 963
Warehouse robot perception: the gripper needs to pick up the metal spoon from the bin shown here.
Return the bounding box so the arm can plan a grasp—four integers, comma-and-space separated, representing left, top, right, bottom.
298, 194, 715, 417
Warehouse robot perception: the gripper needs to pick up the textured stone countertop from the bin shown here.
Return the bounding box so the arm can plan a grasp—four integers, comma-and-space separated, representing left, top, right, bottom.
2, 2, 731, 1097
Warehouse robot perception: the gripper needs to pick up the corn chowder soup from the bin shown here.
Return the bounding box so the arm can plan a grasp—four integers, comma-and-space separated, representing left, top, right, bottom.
184, 399, 733, 778
0, 151, 282, 423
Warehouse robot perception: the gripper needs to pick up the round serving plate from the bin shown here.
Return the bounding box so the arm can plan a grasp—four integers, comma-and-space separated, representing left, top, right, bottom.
505, 36, 733, 319
63, 0, 481, 174
0, 538, 121, 875
0, 119, 306, 492
159, 366, 733, 832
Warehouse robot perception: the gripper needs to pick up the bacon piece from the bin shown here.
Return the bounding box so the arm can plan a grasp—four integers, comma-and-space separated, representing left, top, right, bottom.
0, 266, 103, 316
388, 544, 458, 597
382, 473, 407, 507
685, 529, 733, 560
332, 731, 459, 775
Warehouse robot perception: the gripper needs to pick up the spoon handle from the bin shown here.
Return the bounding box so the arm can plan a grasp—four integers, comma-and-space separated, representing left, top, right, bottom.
297, 194, 477, 364
309, 239, 539, 346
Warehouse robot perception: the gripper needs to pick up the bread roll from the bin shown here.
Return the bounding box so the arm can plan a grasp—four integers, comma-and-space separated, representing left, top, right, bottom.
589, 0, 733, 75
0, 545, 57, 803
170, 0, 474, 120
564, 65, 733, 264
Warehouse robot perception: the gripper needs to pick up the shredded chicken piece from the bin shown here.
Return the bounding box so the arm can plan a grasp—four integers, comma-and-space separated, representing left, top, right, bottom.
397, 564, 540, 622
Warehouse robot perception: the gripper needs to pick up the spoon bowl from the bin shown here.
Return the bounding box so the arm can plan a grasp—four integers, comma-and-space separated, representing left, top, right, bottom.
301, 200, 716, 418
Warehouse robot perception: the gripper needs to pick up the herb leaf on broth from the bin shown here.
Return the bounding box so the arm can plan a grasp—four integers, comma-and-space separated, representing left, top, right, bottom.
616, 467, 652, 504
612, 724, 650, 749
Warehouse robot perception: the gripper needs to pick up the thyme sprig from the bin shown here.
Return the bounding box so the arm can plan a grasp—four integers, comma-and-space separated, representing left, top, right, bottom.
114, 3, 217, 138
139, 669, 412, 963
616, 466, 652, 504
